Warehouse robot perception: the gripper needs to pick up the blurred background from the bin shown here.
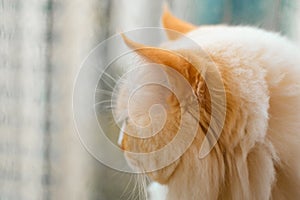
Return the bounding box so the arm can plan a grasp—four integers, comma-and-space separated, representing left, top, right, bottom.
1, 0, 300, 199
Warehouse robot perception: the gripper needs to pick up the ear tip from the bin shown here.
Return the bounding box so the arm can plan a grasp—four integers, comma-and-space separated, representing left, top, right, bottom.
162, 3, 170, 14
120, 33, 134, 49
120, 32, 145, 51
116, 28, 123, 36
120, 32, 127, 42
162, 2, 172, 20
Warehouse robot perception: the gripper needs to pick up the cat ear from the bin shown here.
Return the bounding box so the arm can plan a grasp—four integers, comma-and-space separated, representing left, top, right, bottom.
162, 5, 197, 40
121, 34, 197, 82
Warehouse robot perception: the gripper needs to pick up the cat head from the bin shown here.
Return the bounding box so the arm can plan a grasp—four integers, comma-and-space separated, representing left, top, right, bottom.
114, 6, 226, 184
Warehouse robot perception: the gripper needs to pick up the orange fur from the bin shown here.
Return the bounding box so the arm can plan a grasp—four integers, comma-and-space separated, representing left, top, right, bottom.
116, 7, 300, 200
162, 5, 196, 40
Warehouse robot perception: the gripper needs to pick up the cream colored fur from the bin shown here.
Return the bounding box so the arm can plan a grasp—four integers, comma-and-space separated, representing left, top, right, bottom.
117, 18, 300, 200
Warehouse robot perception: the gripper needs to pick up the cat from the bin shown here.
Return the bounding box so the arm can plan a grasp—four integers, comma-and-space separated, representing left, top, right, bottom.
115, 6, 300, 200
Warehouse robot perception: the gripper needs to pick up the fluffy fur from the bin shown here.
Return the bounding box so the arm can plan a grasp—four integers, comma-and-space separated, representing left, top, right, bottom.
116, 7, 300, 200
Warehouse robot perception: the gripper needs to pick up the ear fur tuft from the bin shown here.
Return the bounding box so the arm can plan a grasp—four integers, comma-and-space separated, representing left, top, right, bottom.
162, 4, 197, 40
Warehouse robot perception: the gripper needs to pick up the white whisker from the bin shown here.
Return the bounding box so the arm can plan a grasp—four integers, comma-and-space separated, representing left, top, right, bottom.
94, 100, 117, 113
101, 77, 115, 90
95, 88, 113, 96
